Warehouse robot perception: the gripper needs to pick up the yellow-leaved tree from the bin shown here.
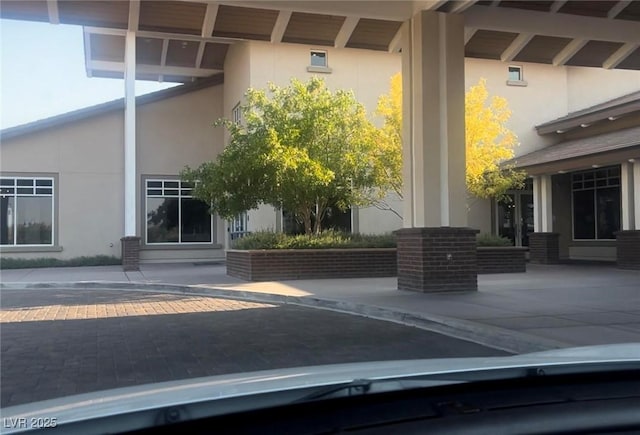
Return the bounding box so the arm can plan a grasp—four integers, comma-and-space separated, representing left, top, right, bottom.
375, 73, 526, 214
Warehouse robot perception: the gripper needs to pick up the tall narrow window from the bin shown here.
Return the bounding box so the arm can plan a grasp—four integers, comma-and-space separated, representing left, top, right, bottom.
572, 166, 621, 240
0, 177, 54, 246
146, 179, 213, 244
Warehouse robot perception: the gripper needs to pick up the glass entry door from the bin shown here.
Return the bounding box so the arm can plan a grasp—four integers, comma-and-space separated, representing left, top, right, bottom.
497, 192, 534, 247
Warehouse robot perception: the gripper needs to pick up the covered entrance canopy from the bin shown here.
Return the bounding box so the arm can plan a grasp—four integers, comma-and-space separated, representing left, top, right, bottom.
3, 0, 639, 283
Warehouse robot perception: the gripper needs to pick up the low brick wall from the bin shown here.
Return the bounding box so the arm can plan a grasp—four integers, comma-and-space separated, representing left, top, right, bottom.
477, 247, 527, 273
616, 230, 640, 270
227, 248, 397, 281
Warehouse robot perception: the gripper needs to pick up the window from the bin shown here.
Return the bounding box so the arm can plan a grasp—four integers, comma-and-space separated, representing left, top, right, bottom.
145, 179, 213, 244
232, 103, 242, 125
508, 65, 522, 81
572, 166, 621, 240
310, 50, 327, 67
0, 177, 54, 246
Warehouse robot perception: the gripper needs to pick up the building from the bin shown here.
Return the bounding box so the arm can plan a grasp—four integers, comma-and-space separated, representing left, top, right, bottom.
1, 1, 639, 282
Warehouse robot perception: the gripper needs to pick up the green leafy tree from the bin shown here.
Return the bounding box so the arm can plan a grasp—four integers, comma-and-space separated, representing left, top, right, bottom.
182, 77, 393, 234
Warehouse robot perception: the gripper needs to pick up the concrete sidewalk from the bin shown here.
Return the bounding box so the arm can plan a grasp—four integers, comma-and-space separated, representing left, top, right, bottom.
2, 262, 639, 353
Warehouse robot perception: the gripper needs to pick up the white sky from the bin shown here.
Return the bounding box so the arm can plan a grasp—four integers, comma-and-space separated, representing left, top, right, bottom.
1, 19, 178, 129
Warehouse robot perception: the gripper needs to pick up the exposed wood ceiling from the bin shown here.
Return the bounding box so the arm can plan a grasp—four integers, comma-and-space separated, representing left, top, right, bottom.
1, 0, 639, 83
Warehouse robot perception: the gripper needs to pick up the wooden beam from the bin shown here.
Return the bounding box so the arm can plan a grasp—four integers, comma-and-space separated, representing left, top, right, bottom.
47, 0, 59, 24
552, 38, 587, 66
270, 10, 291, 43
334, 16, 359, 48
608, 0, 631, 19
603, 42, 639, 69
128, 0, 140, 32
89, 60, 222, 77
195, 41, 206, 69
388, 25, 403, 53
549, 0, 567, 13
449, 1, 478, 14
201, 2, 219, 37
500, 33, 533, 62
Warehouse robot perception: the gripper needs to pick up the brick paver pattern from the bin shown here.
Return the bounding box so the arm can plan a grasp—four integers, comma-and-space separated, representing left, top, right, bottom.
1, 288, 505, 408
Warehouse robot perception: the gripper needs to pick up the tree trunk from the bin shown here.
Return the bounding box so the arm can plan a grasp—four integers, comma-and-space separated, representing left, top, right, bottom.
301, 209, 312, 235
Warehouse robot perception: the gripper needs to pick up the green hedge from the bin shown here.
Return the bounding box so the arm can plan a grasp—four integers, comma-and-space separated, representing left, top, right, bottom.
0, 255, 122, 270
232, 230, 396, 250
476, 233, 513, 247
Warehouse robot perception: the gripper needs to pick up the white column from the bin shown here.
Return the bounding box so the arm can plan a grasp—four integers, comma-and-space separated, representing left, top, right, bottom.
621, 161, 635, 230
540, 174, 553, 232
634, 160, 640, 230
401, 10, 466, 228
124, 31, 137, 236
532, 174, 553, 232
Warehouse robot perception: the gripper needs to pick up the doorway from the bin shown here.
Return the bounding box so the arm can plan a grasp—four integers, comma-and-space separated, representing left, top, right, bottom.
496, 191, 534, 247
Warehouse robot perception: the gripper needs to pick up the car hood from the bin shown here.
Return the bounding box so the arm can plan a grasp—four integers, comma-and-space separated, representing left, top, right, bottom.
2, 343, 639, 434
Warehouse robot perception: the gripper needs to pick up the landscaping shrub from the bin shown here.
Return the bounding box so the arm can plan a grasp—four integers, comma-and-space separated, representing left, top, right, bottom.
476, 233, 513, 247
0, 255, 122, 269
232, 230, 396, 249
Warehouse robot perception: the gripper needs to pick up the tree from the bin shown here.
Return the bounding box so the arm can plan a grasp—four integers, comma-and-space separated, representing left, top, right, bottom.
182, 77, 393, 234
376, 74, 525, 208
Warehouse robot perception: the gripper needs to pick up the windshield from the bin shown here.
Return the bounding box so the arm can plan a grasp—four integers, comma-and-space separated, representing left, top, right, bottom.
1, 0, 639, 427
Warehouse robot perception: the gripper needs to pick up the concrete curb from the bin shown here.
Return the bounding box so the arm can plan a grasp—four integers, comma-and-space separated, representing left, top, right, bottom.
1, 281, 570, 355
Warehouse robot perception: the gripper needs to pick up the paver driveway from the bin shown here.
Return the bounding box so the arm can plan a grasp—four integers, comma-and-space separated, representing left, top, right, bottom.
1, 288, 507, 407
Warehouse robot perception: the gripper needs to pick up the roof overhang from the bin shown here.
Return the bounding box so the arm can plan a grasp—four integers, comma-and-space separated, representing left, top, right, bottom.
1, 1, 640, 83
508, 125, 640, 175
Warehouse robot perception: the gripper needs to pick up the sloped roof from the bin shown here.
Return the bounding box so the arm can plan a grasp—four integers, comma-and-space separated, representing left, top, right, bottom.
0, 74, 223, 141
509, 125, 640, 169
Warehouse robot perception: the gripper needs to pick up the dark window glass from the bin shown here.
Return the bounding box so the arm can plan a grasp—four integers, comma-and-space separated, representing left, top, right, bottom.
310, 51, 327, 67
147, 189, 162, 196
0, 179, 14, 186
508, 66, 521, 81
596, 179, 607, 187
608, 167, 620, 176
164, 181, 179, 189
35, 179, 52, 187
147, 198, 179, 243
181, 199, 212, 242
164, 189, 179, 196
1, 188, 15, 195
572, 182, 582, 190
17, 188, 33, 195
35, 188, 52, 195
16, 197, 52, 245
584, 180, 594, 189
595, 170, 607, 179
583, 172, 594, 180
147, 181, 162, 188
0, 197, 15, 245
17, 179, 33, 186
609, 177, 620, 186
596, 187, 620, 239
573, 190, 595, 239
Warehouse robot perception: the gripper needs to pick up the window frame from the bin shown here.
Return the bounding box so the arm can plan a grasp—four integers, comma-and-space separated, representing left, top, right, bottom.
144, 178, 215, 246
232, 102, 242, 125
310, 50, 328, 67
570, 166, 621, 241
0, 175, 56, 248
506, 65, 527, 87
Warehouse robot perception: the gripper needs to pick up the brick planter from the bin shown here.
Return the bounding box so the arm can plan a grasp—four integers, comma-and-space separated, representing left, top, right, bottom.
477, 247, 527, 273
616, 230, 640, 270
529, 232, 560, 264
395, 227, 479, 293
227, 248, 397, 281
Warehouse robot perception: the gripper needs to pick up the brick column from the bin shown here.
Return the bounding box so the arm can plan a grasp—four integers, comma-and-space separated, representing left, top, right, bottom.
121, 236, 141, 271
396, 227, 479, 293
616, 230, 640, 270
529, 232, 559, 264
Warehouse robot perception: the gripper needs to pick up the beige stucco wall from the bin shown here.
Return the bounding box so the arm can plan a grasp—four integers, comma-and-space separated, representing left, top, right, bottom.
137, 84, 227, 261
566, 67, 640, 112
1, 112, 125, 259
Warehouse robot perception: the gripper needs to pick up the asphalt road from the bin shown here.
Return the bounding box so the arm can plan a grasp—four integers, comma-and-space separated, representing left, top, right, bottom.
1, 288, 507, 407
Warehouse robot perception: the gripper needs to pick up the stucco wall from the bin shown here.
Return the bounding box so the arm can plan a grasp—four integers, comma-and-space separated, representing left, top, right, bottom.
566, 67, 640, 112
1, 112, 125, 259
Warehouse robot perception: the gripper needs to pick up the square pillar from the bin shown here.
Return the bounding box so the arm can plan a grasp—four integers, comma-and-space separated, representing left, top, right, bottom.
122, 30, 139, 270
529, 232, 560, 264
396, 228, 479, 292
530, 175, 559, 263
617, 161, 640, 270
398, 11, 475, 292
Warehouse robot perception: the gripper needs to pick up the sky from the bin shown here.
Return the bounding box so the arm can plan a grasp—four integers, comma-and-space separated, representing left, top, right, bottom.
1, 19, 178, 129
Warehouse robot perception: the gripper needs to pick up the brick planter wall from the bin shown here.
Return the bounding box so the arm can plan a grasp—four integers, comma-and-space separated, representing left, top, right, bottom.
477, 247, 527, 273
616, 230, 640, 270
121, 236, 141, 271
395, 227, 479, 293
529, 232, 560, 264
226, 248, 397, 281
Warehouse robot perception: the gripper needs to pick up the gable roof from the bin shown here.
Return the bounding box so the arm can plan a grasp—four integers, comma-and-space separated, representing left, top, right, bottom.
0, 74, 224, 142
